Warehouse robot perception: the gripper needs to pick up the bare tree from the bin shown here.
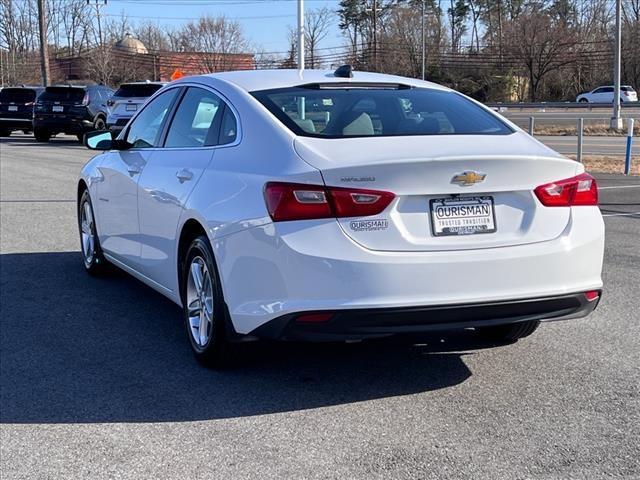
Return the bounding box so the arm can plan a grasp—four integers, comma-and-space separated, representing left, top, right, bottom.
305, 7, 333, 68
135, 21, 170, 52
504, 7, 578, 101
173, 16, 249, 72
84, 44, 117, 84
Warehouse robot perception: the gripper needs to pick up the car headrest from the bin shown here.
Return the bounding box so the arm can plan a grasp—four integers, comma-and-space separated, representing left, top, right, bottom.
293, 118, 316, 133
343, 112, 374, 136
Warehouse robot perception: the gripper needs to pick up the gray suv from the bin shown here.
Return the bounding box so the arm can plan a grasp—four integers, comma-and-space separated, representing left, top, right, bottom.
106, 82, 165, 137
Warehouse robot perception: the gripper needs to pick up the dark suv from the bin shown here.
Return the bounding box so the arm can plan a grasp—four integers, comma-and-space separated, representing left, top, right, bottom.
0, 86, 44, 137
33, 84, 114, 142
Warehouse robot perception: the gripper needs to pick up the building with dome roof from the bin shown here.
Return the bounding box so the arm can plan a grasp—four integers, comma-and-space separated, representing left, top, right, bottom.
114, 33, 149, 55
47, 34, 254, 86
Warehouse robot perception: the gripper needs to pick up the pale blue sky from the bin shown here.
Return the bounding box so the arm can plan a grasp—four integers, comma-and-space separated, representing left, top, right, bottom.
104, 0, 344, 55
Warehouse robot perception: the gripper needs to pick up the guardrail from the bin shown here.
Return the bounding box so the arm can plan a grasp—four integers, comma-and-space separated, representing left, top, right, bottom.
508, 114, 637, 175
486, 101, 640, 111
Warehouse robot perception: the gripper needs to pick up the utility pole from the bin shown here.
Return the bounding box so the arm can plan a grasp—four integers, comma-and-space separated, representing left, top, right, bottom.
297, 0, 305, 70
372, 0, 378, 71
421, 0, 425, 80
87, 0, 108, 47
610, 0, 623, 130
37, 0, 50, 86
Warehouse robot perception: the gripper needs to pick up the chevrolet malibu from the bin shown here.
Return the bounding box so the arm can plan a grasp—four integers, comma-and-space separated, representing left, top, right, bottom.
78, 68, 604, 367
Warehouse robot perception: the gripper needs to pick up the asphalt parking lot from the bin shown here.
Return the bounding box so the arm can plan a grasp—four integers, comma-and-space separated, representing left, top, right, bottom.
1, 134, 639, 479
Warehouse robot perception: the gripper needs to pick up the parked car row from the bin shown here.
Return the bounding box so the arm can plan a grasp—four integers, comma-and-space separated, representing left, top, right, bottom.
0, 81, 164, 143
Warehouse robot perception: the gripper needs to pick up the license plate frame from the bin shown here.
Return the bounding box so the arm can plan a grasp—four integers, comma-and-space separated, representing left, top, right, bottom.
125, 104, 137, 112
8, 105, 18, 112
52, 105, 64, 113
430, 196, 497, 237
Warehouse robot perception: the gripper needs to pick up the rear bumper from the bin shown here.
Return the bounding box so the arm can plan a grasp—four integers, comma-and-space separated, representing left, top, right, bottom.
33, 115, 92, 133
250, 291, 601, 341
106, 116, 131, 135
0, 117, 33, 130
216, 207, 604, 335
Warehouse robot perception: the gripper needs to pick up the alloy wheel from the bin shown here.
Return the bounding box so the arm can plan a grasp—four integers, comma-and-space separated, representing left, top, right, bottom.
186, 256, 215, 348
80, 200, 95, 265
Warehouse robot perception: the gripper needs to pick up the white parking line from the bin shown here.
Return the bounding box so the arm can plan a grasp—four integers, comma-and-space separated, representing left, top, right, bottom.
598, 185, 640, 190
602, 212, 640, 217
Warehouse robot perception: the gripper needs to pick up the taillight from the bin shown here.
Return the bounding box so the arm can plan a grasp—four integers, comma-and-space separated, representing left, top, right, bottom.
264, 182, 395, 222
296, 312, 334, 323
534, 173, 598, 207
25, 102, 34, 107
82, 93, 90, 106
584, 290, 600, 302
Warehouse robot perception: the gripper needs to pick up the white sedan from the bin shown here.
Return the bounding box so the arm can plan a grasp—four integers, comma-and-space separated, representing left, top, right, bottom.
78, 68, 604, 367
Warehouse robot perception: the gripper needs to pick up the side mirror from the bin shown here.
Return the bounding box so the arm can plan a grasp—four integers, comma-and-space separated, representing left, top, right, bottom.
84, 130, 113, 150
84, 130, 131, 151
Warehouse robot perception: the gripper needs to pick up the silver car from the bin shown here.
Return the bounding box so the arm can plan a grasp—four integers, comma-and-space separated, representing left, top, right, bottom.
106, 82, 165, 137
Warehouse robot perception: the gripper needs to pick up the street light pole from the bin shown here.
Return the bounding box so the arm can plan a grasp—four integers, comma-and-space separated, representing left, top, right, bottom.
297, 0, 305, 71
421, 0, 425, 80
610, 0, 623, 130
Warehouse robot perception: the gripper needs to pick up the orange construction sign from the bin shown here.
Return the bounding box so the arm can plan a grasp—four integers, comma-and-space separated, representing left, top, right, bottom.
170, 69, 185, 81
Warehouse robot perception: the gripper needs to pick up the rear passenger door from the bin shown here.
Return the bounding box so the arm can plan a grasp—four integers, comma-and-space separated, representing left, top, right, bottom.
136, 86, 230, 291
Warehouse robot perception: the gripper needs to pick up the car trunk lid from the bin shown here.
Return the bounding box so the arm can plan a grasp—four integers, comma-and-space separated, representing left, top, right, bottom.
294, 132, 580, 252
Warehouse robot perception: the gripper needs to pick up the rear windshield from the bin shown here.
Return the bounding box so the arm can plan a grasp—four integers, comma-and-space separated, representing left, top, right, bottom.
252, 85, 513, 138
621, 86, 636, 92
0, 88, 37, 103
40, 87, 85, 102
114, 84, 163, 98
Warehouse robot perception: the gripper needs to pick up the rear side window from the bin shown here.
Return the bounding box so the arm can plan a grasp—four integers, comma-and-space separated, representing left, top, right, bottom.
0, 88, 37, 103
219, 107, 237, 145
40, 87, 85, 102
114, 84, 163, 98
252, 86, 512, 138
165, 87, 224, 148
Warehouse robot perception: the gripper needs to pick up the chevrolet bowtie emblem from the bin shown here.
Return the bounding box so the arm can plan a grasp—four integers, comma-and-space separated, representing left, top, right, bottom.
451, 171, 487, 186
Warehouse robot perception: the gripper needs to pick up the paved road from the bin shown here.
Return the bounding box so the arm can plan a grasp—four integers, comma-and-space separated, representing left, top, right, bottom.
535, 135, 640, 156
1, 135, 639, 479
501, 109, 639, 128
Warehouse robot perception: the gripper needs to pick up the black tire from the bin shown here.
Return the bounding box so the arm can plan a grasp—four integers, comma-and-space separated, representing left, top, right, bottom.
578, 98, 589, 103
181, 235, 236, 368
0, 129, 11, 137
77, 189, 109, 276
34, 128, 50, 142
476, 320, 540, 343
94, 116, 106, 131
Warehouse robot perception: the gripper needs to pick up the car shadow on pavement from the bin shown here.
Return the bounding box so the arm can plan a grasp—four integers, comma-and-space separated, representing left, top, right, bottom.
0, 252, 500, 424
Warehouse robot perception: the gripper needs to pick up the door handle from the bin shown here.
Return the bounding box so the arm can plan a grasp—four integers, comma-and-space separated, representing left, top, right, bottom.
127, 165, 141, 176
176, 169, 193, 183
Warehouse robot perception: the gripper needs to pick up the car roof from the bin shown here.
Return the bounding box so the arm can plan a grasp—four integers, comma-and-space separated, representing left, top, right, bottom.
47, 84, 111, 90
182, 69, 450, 93
1, 86, 43, 91
119, 81, 166, 86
